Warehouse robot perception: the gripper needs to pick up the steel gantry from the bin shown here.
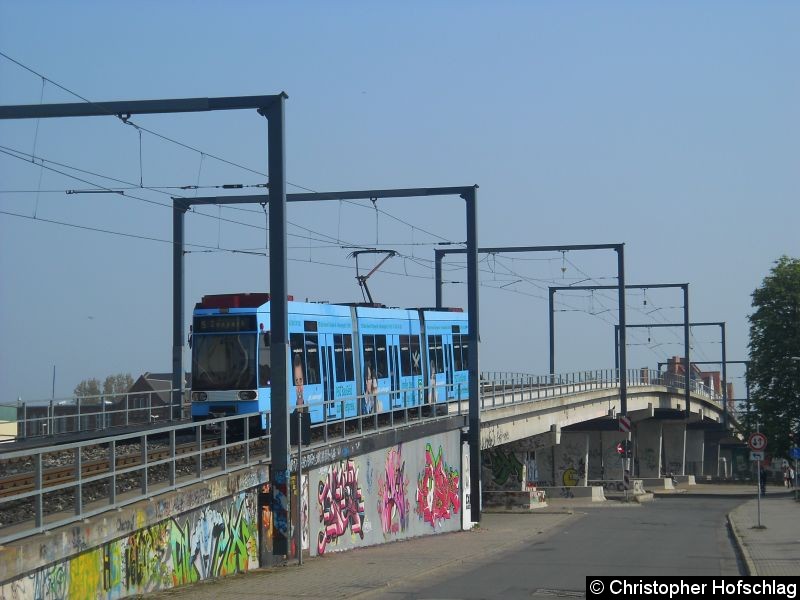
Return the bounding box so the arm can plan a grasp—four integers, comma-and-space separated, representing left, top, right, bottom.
181, 186, 483, 524
0, 93, 294, 552
435, 244, 630, 414
623, 321, 730, 425
549, 283, 690, 417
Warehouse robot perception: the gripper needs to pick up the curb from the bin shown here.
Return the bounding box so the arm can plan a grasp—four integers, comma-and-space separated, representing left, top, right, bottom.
727, 512, 757, 576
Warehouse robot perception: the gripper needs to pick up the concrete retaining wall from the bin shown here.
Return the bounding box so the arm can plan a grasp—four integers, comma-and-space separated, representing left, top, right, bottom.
0, 488, 260, 599
483, 489, 548, 510
310, 430, 462, 556
1, 428, 464, 598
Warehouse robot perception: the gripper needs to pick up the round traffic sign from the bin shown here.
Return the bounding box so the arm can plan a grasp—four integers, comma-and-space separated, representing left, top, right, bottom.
748, 432, 767, 451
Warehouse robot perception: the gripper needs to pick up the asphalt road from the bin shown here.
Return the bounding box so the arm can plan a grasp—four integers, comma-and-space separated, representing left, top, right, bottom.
361, 497, 746, 600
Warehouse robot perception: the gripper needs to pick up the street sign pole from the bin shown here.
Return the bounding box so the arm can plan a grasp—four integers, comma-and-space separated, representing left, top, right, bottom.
749, 429, 767, 528
756, 458, 762, 527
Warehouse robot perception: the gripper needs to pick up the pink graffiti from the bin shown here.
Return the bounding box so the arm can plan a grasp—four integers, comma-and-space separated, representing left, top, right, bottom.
317, 459, 365, 554
378, 445, 409, 535
416, 443, 460, 528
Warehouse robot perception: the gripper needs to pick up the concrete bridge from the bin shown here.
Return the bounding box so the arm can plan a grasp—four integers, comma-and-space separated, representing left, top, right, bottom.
0, 368, 739, 599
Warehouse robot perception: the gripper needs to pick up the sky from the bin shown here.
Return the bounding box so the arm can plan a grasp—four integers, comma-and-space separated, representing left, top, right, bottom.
1, 1, 797, 403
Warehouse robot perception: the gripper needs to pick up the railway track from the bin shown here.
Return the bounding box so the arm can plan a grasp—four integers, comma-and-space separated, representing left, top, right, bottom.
0, 438, 240, 499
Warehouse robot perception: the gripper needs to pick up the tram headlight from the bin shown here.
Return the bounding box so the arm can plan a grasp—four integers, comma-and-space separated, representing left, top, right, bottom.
192, 392, 208, 401
238, 390, 258, 401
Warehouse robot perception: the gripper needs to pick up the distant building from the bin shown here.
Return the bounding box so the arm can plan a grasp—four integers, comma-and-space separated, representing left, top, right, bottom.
14, 371, 190, 439
0, 405, 16, 442
665, 356, 735, 403
116, 372, 191, 425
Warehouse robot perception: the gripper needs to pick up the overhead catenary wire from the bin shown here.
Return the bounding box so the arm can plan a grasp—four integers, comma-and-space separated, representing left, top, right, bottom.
0, 51, 459, 249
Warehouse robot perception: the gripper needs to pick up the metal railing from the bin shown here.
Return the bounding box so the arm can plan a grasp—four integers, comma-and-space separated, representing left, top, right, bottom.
0, 382, 460, 545
2, 368, 724, 443
1, 390, 191, 441
0, 368, 727, 544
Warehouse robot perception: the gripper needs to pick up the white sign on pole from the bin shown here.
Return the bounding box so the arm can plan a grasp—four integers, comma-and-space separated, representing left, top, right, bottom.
750, 451, 765, 461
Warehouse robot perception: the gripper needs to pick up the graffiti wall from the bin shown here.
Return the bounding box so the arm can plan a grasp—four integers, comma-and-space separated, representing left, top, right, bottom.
637, 421, 662, 478
1, 492, 259, 599
534, 432, 588, 487
310, 430, 461, 557
662, 423, 686, 476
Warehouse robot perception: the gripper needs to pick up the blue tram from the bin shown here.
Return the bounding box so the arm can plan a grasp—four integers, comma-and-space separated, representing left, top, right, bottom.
189, 293, 468, 428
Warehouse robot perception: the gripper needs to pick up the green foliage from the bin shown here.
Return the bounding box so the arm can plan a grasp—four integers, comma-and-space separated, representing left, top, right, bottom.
747, 256, 800, 458
74, 378, 101, 398
103, 373, 134, 396
74, 373, 133, 398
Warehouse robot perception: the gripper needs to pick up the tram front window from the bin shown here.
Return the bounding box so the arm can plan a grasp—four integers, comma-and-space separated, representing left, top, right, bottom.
192, 334, 257, 390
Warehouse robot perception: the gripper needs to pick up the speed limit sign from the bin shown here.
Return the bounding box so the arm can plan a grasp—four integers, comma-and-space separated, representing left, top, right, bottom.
748, 432, 767, 451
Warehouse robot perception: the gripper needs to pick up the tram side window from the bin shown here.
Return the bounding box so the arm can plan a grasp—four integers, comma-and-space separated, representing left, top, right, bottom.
375, 334, 388, 378
400, 334, 422, 376
428, 335, 445, 374
333, 334, 355, 381
362, 334, 388, 379
304, 333, 320, 384
291, 333, 306, 387
452, 334, 468, 371
363, 335, 377, 382
290, 332, 321, 386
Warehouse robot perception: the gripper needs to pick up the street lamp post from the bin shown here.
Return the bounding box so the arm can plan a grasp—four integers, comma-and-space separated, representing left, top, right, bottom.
791, 357, 800, 498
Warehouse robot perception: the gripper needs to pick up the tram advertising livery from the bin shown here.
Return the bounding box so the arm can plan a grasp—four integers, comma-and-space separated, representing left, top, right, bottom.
190, 293, 469, 429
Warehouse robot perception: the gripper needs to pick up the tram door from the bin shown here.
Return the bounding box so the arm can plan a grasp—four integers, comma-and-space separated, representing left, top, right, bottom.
427, 334, 449, 404
441, 333, 455, 400
320, 340, 339, 420
387, 338, 402, 408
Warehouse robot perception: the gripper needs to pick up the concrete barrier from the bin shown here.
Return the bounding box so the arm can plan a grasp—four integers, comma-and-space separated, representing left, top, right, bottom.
538, 486, 606, 502
483, 489, 548, 511
673, 475, 696, 485
641, 477, 675, 490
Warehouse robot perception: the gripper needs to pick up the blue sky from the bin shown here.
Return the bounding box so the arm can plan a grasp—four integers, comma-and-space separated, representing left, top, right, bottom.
1, 1, 797, 401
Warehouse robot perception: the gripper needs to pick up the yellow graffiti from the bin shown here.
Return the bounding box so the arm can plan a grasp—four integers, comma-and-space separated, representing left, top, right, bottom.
562, 468, 579, 487
69, 548, 103, 599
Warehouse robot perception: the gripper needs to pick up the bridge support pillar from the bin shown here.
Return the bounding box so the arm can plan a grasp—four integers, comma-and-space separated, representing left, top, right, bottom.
703, 431, 727, 478
662, 422, 688, 477
637, 420, 662, 478
536, 431, 588, 487
686, 429, 705, 476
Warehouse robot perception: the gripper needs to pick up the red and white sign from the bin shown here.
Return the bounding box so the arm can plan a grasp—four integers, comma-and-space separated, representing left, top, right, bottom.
619, 415, 631, 433
748, 432, 767, 451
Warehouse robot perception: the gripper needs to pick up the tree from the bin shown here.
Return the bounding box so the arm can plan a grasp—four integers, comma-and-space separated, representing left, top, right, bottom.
74, 378, 101, 398
747, 256, 800, 458
103, 373, 134, 397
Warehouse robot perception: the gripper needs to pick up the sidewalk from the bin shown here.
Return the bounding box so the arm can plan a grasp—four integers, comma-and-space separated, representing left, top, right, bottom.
144, 508, 583, 600
727, 488, 800, 576
143, 485, 799, 598
655, 481, 800, 576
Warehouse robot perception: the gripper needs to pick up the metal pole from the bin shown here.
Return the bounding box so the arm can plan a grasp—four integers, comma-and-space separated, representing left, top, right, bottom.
173, 201, 188, 421
721, 323, 728, 426
265, 96, 291, 556
465, 187, 481, 524
297, 408, 303, 565
614, 325, 619, 373
617, 245, 627, 416
683, 285, 690, 418
757, 457, 763, 527
435, 249, 444, 309
548, 288, 555, 379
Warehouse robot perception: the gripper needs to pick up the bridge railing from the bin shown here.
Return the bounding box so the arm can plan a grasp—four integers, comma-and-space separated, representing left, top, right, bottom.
1, 390, 192, 441
479, 368, 724, 410
0, 370, 728, 543
0, 382, 460, 545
